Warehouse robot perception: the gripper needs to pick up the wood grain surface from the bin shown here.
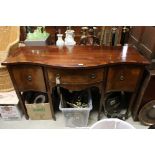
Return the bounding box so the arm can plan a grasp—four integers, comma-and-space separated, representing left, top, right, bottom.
2, 45, 150, 68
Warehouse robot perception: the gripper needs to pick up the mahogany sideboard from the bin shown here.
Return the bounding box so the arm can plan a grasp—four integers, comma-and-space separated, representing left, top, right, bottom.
2, 45, 150, 120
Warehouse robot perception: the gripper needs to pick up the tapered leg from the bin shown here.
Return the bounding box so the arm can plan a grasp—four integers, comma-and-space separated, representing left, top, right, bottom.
47, 87, 56, 120
7, 66, 29, 119
43, 68, 56, 120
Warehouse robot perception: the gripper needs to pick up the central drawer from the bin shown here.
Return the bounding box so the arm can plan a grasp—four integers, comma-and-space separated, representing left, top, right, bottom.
47, 68, 104, 85
11, 65, 46, 92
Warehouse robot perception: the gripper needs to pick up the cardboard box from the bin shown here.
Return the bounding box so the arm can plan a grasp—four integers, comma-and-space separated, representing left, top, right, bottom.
25, 102, 52, 120
0, 105, 21, 120
0, 91, 22, 120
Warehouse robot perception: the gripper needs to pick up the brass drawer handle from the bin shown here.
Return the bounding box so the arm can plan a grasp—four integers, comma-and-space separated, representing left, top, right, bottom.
89, 74, 96, 79
120, 75, 125, 81
27, 75, 32, 81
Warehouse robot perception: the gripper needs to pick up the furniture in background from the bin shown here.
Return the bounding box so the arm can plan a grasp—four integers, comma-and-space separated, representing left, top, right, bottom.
129, 27, 155, 124
132, 69, 155, 123
129, 26, 155, 69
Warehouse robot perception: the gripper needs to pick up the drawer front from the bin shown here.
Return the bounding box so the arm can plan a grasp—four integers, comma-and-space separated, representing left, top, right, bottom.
47, 68, 104, 85
11, 65, 46, 92
106, 65, 142, 92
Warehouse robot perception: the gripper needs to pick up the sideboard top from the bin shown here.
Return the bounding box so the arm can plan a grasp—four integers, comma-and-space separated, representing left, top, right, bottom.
2, 45, 150, 69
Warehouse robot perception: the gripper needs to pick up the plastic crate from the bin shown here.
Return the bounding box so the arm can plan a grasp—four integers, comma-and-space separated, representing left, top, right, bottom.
59, 91, 92, 127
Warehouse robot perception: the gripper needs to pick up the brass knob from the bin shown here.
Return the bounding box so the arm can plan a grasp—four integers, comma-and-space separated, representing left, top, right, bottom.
27, 75, 32, 81
120, 75, 124, 81
90, 74, 96, 79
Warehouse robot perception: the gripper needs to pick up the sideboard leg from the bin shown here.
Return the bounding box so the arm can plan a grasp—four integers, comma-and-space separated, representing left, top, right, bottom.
43, 68, 56, 121
7, 66, 29, 120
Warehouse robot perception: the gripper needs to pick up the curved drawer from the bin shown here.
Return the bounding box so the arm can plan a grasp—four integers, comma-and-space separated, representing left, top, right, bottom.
47, 68, 104, 85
